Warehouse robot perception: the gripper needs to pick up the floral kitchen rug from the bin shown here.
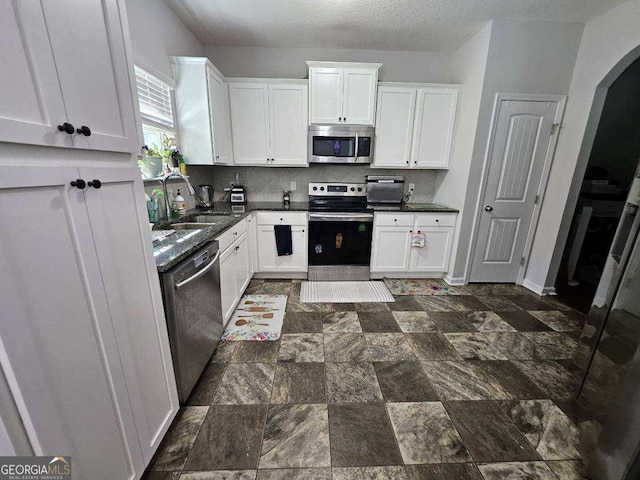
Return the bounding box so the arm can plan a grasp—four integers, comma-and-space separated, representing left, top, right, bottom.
221, 294, 287, 341
383, 278, 453, 296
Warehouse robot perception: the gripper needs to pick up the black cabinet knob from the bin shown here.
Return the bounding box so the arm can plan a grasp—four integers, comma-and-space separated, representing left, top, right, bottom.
76, 125, 91, 137
70, 179, 86, 189
484, 205, 493, 212
57, 122, 75, 134
88, 179, 102, 189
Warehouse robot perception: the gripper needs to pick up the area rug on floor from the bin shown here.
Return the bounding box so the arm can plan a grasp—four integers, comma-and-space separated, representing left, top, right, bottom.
221, 294, 287, 341
384, 278, 452, 296
300, 281, 395, 303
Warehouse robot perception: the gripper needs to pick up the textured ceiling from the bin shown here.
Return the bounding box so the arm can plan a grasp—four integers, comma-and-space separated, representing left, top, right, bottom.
164, 0, 625, 52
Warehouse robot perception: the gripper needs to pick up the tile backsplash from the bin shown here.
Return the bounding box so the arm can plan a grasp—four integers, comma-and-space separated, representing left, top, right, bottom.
187, 165, 439, 203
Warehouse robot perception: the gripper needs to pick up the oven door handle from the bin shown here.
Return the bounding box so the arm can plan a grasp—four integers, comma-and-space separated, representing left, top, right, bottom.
309, 212, 374, 222
175, 251, 220, 290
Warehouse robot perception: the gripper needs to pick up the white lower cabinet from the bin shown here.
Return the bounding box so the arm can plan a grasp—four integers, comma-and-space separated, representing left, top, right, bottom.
217, 223, 252, 324
371, 213, 456, 274
0, 165, 178, 479
255, 212, 308, 273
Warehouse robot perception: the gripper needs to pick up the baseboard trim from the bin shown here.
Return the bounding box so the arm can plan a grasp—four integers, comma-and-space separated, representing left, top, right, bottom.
253, 272, 308, 279
443, 275, 466, 286
522, 278, 556, 296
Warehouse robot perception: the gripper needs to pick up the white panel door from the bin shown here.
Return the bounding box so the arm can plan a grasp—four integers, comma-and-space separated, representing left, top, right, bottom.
0, 1, 71, 148
409, 227, 454, 272
233, 233, 251, 298
41, 0, 138, 153
309, 68, 343, 124
229, 83, 270, 165
342, 68, 378, 126
80, 166, 178, 463
219, 245, 238, 323
257, 226, 308, 272
0, 166, 142, 479
269, 84, 308, 166
371, 227, 412, 272
470, 99, 561, 282
374, 87, 416, 168
208, 68, 232, 165
411, 88, 459, 169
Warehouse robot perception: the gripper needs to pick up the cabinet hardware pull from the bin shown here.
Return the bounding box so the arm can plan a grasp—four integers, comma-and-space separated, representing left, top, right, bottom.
57, 122, 74, 134
88, 179, 102, 189
76, 125, 91, 136
484, 205, 493, 212
70, 179, 86, 189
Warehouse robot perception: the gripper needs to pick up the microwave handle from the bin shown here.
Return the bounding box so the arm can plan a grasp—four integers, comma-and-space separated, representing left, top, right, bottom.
355, 133, 359, 162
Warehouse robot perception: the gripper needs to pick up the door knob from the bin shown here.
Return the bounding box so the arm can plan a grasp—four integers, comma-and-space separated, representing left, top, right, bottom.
70, 179, 86, 189
57, 122, 75, 134
88, 179, 102, 189
484, 205, 493, 212
76, 125, 91, 136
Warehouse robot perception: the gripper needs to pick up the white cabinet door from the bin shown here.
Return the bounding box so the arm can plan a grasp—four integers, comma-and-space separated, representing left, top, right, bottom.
0, 1, 71, 148
373, 87, 416, 168
371, 227, 413, 272
309, 68, 343, 124
269, 84, 308, 166
411, 87, 459, 169
41, 0, 138, 154
409, 227, 454, 272
342, 68, 378, 126
229, 83, 270, 165
208, 67, 232, 165
219, 245, 238, 323
257, 226, 308, 272
233, 233, 251, 298
80, 166, 178, 463
0, 166, 143, 479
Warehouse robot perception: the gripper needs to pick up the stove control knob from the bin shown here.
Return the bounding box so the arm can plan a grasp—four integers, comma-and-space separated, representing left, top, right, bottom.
357, 187, 363, 192
320, 186, 325, 191
350, 187, 355, 191
312, 186, 318, 191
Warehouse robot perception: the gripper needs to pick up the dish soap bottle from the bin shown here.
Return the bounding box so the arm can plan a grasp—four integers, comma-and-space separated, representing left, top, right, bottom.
172, 189, 186, 217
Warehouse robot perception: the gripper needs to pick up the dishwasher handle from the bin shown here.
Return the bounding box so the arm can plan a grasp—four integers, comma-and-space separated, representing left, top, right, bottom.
175, 251, 220, 290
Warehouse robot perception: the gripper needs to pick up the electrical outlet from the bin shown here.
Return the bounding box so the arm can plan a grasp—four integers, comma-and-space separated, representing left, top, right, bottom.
290, 181, 296, 191
408, 183, 416, 194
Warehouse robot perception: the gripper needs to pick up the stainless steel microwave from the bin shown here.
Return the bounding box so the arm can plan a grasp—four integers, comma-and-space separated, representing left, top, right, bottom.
309, 125, 374, 164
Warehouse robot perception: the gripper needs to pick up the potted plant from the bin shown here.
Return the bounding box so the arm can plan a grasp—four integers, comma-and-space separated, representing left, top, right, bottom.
139, 144, 164, 179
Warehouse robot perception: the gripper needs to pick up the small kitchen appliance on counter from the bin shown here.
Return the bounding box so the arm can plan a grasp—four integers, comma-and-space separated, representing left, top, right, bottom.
196, 184, 214, 208
366, 175, 405, 204
230, 185, 247, 204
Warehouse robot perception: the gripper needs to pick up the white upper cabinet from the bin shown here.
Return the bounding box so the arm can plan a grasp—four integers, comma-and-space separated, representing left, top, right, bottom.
229, 83, 271, 165
411, 87, 459, 169
373, 86, 417, 168
229, 80, 308, 167
172, 58, 233, 165
0, 0, 138, 153
307, 62, 381, 126
373, 84, 459, 170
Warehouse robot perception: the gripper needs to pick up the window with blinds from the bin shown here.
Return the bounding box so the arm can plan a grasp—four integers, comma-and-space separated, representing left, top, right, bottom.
135, 66, 174, 129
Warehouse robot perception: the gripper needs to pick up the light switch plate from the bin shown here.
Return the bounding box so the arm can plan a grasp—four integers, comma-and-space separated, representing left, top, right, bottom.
409, 183, 415, 193
290, 181, 297, 191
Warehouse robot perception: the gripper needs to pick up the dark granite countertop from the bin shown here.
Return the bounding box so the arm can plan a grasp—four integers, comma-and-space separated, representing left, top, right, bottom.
152, 201, 457, 272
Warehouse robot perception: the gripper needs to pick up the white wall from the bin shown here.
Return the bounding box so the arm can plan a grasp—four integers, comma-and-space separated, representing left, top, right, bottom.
432, 25, 492, 282
205, 45, 452, 82
527, 0, 640, 291
448, 20, 584, 282
125, 0, 204, 82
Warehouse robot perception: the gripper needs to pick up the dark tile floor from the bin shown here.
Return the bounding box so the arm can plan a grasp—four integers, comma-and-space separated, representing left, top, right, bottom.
145, 280, 587, 480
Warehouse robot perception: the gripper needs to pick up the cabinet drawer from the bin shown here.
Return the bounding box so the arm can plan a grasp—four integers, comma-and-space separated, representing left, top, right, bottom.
414, 213, 457, 227
256, 211, 308, 226
216, 217, 248, 252
374, 213, 414, 227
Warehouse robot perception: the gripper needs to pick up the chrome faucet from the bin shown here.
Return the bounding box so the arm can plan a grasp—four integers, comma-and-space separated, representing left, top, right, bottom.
159, 172, 195, 220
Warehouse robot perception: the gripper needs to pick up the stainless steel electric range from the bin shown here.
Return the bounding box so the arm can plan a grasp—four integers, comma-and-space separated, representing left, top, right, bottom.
308, 182, 373, 281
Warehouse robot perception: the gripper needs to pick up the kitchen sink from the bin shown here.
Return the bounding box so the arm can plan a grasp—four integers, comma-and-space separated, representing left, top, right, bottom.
189, 215, 233, 223
171, 223, 218, 230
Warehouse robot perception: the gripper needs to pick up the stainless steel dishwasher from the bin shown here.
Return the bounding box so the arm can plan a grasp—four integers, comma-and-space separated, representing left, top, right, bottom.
160, 241, 222, 403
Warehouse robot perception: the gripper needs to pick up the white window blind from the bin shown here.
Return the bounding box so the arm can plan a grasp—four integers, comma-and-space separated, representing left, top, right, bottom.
135, 66, 174, 128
